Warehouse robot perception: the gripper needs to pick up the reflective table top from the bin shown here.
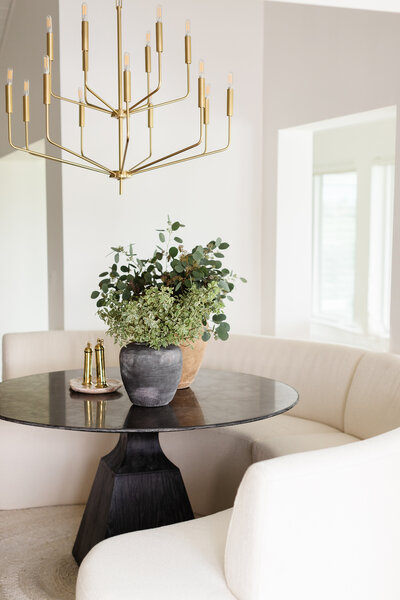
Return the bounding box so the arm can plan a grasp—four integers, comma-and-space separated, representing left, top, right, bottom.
0, 368, 298, 433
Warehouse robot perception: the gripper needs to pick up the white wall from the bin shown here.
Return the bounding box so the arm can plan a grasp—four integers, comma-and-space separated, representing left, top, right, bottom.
58, 0, 264, 335
276, 129, 313, 338
0, 141, 48, 379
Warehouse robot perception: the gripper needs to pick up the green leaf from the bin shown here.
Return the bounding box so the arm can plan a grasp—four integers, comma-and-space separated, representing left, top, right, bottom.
117, 280, 125, 290
155, 261, 163, 271
159, 232, 166, 243
98, 271, 108, 277
214, 252, 224, 258
111, 246, 122, 252
217, 330, 229, 341
240, 277, 248, 283
218, 280, 230, 292
217, 321, 230, 332
193, 251, 203, 263
174, 236, 183, 243
101, 283, 109, 293
212, 260, 222, 269
171, 221, 181, 231
174, 262, 184, 273
96, 298, 105, 308
219, 242, 229, 250
175, 282, 182, 291
216, 237, 222, 247
192, 270, 203, 279
122, 289, 131, 301
202, 330, 211, 342
169, 246, 178, 258
213, 313, 226, 323
114, 253, 119, 263
227, 295, 234, 301
120, 265, 129, 272
91, 291, 100, 299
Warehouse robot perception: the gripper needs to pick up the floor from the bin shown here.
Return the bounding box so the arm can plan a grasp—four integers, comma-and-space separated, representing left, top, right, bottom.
0, 505, 83, 600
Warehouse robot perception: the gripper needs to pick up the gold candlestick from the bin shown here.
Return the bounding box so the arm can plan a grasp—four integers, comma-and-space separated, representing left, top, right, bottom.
95, 338, 108, 388
82, 341, 93, 386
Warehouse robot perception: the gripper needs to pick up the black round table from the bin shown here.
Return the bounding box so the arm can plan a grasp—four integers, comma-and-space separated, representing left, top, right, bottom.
0, 367, 298, 564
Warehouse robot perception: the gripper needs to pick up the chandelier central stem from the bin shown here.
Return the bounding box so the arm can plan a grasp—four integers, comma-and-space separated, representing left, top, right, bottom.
117, 3, 124, 193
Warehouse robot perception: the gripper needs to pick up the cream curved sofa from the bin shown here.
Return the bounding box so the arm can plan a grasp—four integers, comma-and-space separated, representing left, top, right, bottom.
2, 332, 400, 516
3, 332, 400, 598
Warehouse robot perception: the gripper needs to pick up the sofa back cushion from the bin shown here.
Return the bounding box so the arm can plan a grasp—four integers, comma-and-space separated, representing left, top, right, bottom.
344, 352, 400, 439
2, 330, 120, 380
203, 335, 364, 431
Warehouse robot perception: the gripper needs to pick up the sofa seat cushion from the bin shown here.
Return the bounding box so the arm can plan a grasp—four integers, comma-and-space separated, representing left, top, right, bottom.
76, 509, 235, 600
230, 414, 359, 461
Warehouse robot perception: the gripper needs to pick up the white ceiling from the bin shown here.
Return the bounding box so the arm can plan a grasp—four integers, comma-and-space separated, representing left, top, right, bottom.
267, 0, 400, 13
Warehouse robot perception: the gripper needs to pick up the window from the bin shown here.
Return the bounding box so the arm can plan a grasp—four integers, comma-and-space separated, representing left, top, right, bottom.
312, 163, 394, 349
312, 171, 358, 328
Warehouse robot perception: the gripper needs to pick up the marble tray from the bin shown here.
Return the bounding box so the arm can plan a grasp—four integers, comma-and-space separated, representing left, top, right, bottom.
69, 378, 123, 395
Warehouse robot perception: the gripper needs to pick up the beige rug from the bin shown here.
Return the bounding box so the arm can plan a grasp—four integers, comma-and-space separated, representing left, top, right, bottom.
0, 505, 84, 600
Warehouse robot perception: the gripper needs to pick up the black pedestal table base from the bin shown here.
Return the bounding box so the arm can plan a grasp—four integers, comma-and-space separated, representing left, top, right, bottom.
72, 432, 194, 565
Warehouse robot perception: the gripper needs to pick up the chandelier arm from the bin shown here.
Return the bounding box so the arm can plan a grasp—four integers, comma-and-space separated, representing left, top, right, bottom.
7, 114, 106, 174
48, 62, 113, 115
131, 63, 190, 115
84, 76, 115, 113
129, 54, 162, 113
131, 117, 231, 176
130, 108, 204, 174
52, 88, 112, 115
45, 105, 113, 174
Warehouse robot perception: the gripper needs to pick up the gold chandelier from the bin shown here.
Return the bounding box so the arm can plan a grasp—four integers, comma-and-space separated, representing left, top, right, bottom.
4, 1, 233, 194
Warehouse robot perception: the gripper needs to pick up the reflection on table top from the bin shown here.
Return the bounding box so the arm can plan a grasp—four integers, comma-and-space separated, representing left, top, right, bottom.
0, 368, 298, 433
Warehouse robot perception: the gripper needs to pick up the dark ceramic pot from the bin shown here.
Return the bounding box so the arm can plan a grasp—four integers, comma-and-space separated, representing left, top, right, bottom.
119, 343, 182, 407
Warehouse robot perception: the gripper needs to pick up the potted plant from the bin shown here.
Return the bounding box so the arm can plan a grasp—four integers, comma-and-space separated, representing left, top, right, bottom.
91, 218, 246, 406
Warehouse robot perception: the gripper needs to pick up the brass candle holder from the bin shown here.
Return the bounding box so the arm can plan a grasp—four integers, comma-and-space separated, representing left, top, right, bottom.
82, 342, 93, 386
95, 338, 108, 389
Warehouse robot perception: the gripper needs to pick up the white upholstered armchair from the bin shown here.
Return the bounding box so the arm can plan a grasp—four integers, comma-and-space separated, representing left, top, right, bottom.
76, 427, 400, 600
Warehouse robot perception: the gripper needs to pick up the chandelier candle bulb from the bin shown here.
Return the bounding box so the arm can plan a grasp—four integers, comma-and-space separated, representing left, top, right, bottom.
43, 56, 51, 105
123, 53, 131, 102
82, 342, 93, 386
5, 68, 13, 114
227, 72, 233, 117
184, 20, 191, 64
156, 6, 163, 53
23, 81, 30, 122
81, 3, 88, 21
145, 33, 151, 73
46, 16, 54, 61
